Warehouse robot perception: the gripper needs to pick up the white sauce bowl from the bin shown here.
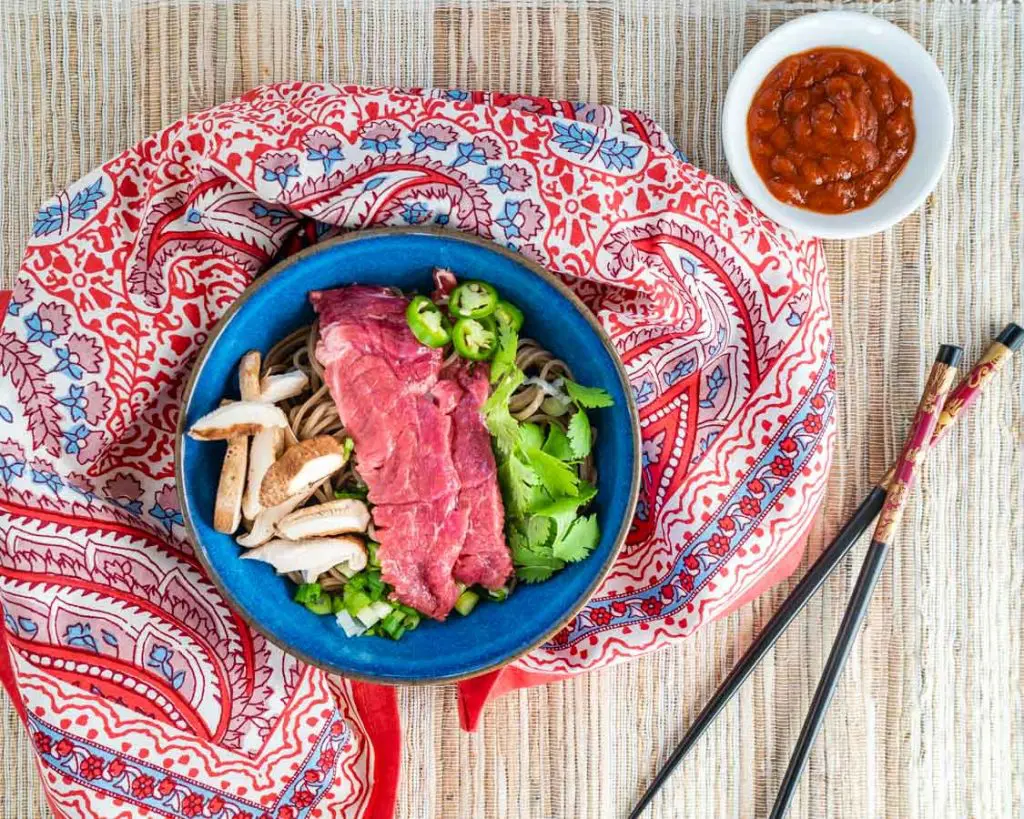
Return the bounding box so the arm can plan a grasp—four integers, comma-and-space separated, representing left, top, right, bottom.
722, 11, 953, 239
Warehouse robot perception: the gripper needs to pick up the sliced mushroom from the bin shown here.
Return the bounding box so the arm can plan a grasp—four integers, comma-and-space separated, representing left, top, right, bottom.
276, 498, 371, 540
242, 426, 285, 520
236, 485, 318, 548
188, 401, 288, 441
260, 436, 348, 508
260, 369, 309, 403
214, 437, 248, 534
239, 351, 262, 402
240, 535, 367, 583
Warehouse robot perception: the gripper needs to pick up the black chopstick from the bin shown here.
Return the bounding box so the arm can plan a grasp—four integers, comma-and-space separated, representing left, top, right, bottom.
627, 489, 885, 819
628, 323, 1023, 819
768, 344, 963, 817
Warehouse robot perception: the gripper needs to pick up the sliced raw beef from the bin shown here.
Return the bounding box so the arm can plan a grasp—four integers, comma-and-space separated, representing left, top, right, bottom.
312, 286, 510, 619
444, 362, 513, 590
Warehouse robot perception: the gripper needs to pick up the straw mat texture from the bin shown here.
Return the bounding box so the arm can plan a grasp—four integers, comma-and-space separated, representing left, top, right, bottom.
1, 1, 1021, 817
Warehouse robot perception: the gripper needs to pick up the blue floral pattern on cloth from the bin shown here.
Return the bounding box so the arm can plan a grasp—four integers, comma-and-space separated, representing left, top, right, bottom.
551, 121, 643, 170
32, 177, 106, 237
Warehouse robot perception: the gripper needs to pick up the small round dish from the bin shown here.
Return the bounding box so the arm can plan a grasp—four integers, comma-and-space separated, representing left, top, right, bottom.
722, 11, 953, 239
176, 228, 641, 685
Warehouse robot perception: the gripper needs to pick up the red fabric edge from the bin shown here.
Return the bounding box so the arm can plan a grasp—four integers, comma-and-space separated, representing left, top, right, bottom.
0, 604, 27, 721
0, 290, 11, 321
349, 681, 401, 819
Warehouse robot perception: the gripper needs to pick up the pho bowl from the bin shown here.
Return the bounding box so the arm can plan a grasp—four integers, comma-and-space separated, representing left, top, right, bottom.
176, 227, 641, 684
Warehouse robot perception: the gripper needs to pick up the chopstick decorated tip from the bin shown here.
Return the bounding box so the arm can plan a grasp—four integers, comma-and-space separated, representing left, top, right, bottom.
769, 344, 963, 819
629, 324, 1021, 819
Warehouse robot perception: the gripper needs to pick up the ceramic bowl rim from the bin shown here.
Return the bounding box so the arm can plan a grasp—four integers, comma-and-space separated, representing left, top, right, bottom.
174, 226, 641, 685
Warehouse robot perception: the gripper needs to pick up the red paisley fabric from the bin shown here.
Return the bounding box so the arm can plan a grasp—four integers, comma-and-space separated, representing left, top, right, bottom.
0, 83, 833, 815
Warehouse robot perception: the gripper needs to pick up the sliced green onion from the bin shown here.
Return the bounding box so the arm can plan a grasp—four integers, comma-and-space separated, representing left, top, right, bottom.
294, 582, 322, 605
344, 588, 372, 617
487, 586, 510, 602
379, 609, 407, 640
331, 594, 345, 615
303, 594, 332, 616
341, 437, 355, 460
356, 600, 393, 628
366, 541, 381, 569
336, 609, 367, 637
455, 589, 480, 616
334, 487, 369, 501
346, 572, 368, 592
365, 570, 386, 601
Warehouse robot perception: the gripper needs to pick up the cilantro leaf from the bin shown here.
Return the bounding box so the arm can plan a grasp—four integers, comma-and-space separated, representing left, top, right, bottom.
525, 515, 553, 550
552, 514, 600, 562
517, 422, 545, 452
542, 424, 576, 461
502, 454, 538, 516
525, 484, 554, 514
576, 480, 598, 504
483, 369, 524, 455
564, 379, 614, 409
567, 410, 592, 459
490, 321, 519, 384
526, 447, 579, 497
534, 494, 589, 541
516, 562, 562, 583
532, 481, 596, 537
509, 519, 564, 583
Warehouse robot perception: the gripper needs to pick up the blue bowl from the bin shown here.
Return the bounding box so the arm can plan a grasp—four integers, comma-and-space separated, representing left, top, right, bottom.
176, 228, 640, 684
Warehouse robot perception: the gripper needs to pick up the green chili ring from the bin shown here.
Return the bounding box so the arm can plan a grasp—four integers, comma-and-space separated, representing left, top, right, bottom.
406, 295, 451, 347
493, 299, 524, 331
449, 280, 499, 319
452, 315, 499, 360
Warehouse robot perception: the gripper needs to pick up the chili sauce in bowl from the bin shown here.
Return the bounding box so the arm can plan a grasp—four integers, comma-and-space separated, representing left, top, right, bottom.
722, 12, 952, 239
747, 47, 914, 214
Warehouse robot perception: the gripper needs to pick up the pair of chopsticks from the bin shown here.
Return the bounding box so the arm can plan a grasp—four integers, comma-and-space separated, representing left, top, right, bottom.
630, 322, 1024, 819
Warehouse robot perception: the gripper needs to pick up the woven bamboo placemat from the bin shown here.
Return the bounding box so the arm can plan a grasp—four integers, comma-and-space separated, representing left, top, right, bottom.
1, 1, 1021, 817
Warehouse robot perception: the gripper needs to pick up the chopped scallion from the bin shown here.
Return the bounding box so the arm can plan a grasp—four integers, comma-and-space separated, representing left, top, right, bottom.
303, 594, 332, 616
294, 582, 322, 605
455, 589, 480, 616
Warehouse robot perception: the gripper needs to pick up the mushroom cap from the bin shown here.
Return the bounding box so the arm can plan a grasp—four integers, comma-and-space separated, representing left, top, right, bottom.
276, 498, 371, 540
259, 436, 347, 508
188, 401, 289, 441
214, 436, 248, 534
260, 369, 310, 403
240, 534, 367, 579
242, 426, 285, 520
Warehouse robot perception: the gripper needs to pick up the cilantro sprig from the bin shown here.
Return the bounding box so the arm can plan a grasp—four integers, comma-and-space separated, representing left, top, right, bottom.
563, 378, 614, 408
474, 288, 615, 584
